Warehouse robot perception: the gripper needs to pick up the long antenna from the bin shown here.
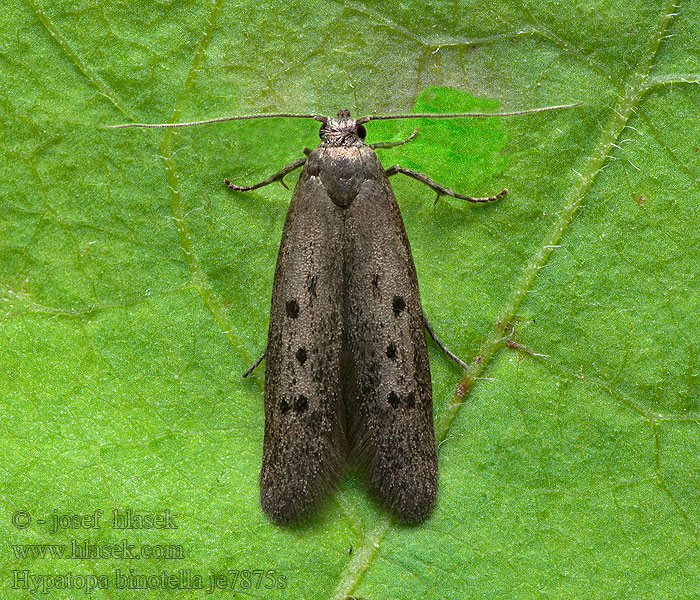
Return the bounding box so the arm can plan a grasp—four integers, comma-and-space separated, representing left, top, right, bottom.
355, 103, 583, 124
103, 103, 582, 129
103, 113, 326, 129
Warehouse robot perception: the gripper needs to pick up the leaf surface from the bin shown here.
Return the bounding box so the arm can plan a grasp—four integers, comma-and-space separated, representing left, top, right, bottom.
1, 1, 699, 598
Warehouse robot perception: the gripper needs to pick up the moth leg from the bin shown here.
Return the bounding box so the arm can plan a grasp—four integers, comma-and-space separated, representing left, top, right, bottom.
370, 128, 419, 150
242, 349, 266, 378
385, 164, 507, 203
423, 312, 468, 370
225, 156, 307, 191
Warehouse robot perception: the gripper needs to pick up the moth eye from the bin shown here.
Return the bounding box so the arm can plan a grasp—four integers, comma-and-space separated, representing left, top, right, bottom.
286, 299, 299, 319
386, 343, 397, 360
296, 347, 307, 365
356, 124, 367, 139
280, 399, 291, 415
392, 295, 406, 317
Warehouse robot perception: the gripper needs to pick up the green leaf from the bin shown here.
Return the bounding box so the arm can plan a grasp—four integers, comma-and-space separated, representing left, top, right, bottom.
2, 1, 699, 599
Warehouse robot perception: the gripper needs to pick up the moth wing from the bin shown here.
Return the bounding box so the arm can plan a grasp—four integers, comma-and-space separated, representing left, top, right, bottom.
261, 166, 347, 525
343, 167, 437, 522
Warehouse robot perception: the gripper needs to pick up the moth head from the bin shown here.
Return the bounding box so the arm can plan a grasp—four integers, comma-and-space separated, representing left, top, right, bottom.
317, 110, 367, 146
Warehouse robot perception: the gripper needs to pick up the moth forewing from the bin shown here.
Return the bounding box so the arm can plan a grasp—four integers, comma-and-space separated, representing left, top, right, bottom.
343, 151, 437, 522
260, 159, 348, 525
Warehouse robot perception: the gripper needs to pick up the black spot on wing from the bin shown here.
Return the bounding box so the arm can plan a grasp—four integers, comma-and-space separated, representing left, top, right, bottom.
294, 394, 308, 414
387, 390, 417, 410
280, 394, 309, 415
392, 295, 406, 317
387, 391, 400, 409
405, 391, 416, 409
286, 299, 299, 318
306, 273, 317, 298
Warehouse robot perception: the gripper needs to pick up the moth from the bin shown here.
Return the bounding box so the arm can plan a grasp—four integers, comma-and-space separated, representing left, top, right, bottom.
107, 102, 579, 525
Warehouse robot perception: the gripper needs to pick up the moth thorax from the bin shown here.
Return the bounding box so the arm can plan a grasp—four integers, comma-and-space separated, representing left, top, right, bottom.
319, 110, 366, 146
